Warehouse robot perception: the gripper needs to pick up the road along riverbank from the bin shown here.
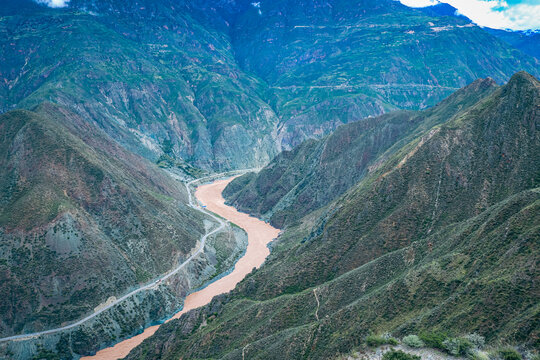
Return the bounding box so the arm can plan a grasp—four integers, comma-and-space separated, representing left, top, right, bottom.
83, 176, 280, 359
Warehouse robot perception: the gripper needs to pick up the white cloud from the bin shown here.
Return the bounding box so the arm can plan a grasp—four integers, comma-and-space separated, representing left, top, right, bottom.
400, 0, 441, 7
35, 0, 71, 8
398, 0, 540, 30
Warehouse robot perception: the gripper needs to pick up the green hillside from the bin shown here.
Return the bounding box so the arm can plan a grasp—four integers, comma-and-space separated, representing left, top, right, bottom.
0, 0, 280, 170
228, 0, 540, 148
2, 1, 540, 358
0, 103, 206, 344
126, 72, 539, 359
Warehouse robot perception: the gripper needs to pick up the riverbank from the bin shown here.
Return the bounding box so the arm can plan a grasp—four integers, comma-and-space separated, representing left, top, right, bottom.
82, 176, 280, 359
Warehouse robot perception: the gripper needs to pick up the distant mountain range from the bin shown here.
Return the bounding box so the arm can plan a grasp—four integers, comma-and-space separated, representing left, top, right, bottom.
1, 0, 538, 170
485, 28, 540, 61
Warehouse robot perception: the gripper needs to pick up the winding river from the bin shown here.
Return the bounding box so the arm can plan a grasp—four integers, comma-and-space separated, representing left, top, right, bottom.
82, 176, 280, 359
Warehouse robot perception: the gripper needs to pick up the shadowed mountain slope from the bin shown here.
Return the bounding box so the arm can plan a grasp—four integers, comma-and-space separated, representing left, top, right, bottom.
485, 28, 540, 61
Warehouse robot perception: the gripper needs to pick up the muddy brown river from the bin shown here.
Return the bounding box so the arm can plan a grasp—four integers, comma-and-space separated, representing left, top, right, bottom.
82, 177, 280, 359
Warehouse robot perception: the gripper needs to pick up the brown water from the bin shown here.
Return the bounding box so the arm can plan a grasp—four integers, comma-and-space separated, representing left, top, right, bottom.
82, 177, 280, 360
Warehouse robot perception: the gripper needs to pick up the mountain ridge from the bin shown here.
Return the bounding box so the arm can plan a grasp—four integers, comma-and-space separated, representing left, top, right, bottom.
125, 71, 540, 359
223, 76, 500, 228
1, 0, 538, 169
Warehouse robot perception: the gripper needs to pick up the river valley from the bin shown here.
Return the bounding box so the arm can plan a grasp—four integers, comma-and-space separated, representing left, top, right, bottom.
82, 177, 280, 359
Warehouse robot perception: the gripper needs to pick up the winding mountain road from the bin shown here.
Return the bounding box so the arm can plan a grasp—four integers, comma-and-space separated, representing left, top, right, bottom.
84, 175, 280, 359
0, 172, 239, 344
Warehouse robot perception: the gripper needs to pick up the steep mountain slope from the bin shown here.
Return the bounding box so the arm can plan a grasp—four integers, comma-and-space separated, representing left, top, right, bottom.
0, 0, 280, 170
126, 72, 539, 359
0, 103, 245, 355
2, 0, 539, 170
225, 0, 539, 148
224, 77, 499, 227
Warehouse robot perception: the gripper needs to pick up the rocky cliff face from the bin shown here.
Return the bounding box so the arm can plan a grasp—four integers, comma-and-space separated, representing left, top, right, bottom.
1, 0, 538, 170
126, 72, 540, 359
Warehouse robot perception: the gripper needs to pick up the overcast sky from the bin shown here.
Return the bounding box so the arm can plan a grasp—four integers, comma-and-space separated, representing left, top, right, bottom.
399, 0, 540, 30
